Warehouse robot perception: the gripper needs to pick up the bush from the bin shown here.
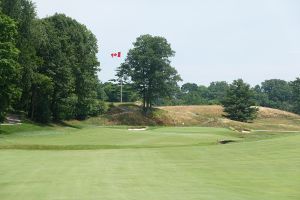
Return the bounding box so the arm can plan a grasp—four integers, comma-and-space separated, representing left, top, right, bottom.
89, 100, 108, 116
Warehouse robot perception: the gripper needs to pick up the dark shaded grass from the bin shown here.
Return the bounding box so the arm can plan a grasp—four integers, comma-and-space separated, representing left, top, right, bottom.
0, 143, 217, 151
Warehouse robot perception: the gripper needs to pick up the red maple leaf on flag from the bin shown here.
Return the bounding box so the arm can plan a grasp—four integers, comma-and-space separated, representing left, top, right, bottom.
111, 52, 121, 58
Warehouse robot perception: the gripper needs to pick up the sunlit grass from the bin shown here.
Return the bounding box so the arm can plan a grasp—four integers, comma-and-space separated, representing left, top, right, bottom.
0, 125, 299, 200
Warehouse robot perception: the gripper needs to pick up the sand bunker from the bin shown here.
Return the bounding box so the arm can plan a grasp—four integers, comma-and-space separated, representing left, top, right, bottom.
128, 127, 147, 131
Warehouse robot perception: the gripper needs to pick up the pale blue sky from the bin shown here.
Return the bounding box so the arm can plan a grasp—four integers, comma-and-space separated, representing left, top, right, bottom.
32, 0, 300, 85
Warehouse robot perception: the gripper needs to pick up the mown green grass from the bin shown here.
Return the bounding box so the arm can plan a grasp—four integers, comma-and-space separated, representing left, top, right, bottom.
0, 126, 239, 150
0, 124, 299, 199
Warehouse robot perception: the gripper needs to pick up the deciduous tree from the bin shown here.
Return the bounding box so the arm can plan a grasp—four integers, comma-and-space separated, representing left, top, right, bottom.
117, 34, 181, 112
291, 78, 300, 114
1, 0, 40, 112
0, 12, 20, 121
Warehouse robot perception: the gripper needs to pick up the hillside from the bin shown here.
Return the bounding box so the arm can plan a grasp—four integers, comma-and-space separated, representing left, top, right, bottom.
82, 104, 300, 131
159, 105, 300, 131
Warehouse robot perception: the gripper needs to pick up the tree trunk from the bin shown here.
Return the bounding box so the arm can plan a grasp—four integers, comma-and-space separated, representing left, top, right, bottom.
143, 88, 146, 113
30, 89, 36, 119
51, 89, 58, 121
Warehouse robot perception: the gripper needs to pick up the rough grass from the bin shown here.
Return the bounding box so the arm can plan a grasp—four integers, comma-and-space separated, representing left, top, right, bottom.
159, 105, 300, 131
0, 125, 299, 200
78, 104, 300, 131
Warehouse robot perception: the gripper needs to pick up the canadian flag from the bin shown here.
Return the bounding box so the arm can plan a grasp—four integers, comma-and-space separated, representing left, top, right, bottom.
111, 52, 121, 58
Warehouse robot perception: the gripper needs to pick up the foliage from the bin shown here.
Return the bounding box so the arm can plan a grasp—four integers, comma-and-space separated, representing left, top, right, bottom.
154, 81, 230, 106
257, 79, 293, 111
291, 78, 300, 114
9, 11, 101, 121
102, 82, 139, 103
222, 79, 258, 122
29, 73, 53, 123
155, 78, 298, 116
39, 14, 100, 120
1, 0, 102, 122
180, 83, 207, 105
96, 82, 108, 101
89, 100, 108, 116
1, 0, 40, 112
207, 81, 229, 104
0, 12, 20, 122
117, 34, 182, 112
154, 85, 183, 106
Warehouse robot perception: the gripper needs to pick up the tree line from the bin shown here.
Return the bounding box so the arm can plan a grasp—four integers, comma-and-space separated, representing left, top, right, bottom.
102, 78, 300, 116
153, 79, 300, 114
0, 0, 106, 123
0, 0, 299, 123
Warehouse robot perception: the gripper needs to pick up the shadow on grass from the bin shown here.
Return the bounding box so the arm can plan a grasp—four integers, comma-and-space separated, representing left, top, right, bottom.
0, 129, 8, 135
0, 120, 83, 136
56, 121, 82, 129
23, 118, 83, 129
0, 143, 214, 151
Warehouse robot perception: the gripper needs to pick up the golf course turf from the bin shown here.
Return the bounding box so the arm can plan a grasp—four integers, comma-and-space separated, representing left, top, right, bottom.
0, 125, 299, 199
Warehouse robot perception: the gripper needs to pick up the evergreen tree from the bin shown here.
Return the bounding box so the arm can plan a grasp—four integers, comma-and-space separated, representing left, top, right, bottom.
222, 79, 258, 122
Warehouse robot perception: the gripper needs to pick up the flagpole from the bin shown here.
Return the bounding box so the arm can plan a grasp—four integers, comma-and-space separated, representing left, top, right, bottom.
112, 51, 123, 103
120, 77, 123, 103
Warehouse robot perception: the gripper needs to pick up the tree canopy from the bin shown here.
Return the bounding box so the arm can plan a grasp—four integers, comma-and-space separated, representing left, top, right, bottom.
0, 1, 104, 122
117, 34, 182, 112
291, 78, 300, 114
36, 14, 101, 121
0, 12, 20, 122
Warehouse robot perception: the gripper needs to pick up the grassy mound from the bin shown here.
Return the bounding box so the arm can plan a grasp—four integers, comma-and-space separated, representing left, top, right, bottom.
160, 105, 300, 131
81, 104, 170, 126
77, 104, 300, 131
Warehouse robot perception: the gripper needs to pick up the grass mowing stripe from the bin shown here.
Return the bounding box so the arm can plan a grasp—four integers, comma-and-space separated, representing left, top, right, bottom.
0, 142, 219, 150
